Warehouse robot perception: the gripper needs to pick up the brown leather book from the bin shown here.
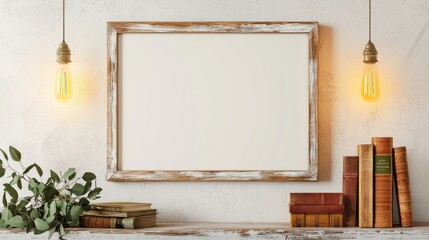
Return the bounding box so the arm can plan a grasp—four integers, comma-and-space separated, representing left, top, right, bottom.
358, 144, 374, 228
393, 146, 413, 227
83, 209, 157, 218
342, 156, 359, 227
289, 205, 344, 214
90, 202, 152, 212
290, 193, 343, 205
372, 137, 393, 228
80, 214, 157, 229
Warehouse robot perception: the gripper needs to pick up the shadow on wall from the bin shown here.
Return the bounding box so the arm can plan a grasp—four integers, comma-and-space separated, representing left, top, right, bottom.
317, 25, 334, 182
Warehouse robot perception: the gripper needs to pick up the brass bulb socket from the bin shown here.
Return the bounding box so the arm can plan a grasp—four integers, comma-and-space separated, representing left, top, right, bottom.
363, 41, 378, 64
56, 41, 72, 64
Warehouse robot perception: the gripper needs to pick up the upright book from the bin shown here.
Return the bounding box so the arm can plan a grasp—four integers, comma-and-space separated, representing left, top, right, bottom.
358, 144, 373, 228
342, 156, 359, 227
393, 146, 413, 227
372, 137, 393, 228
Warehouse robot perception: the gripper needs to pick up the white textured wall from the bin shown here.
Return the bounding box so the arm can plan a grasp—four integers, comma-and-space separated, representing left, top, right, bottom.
0, 0, 428, 222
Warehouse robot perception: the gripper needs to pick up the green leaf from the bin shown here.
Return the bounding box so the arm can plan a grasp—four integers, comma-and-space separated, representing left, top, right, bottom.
0, 219, 6, 228
59, 224, 65, 236
43, 202, 49, 219
10, 174, 20, 185
34, 218, 50, 231
1, 208, 12, 221
34, 163, 43, 176
82, 172, 96, 182
6, 215, 24, 228
36, 182, 45, 193
49, 201, 57, 217
29, 178, 38, 189
69, 183, 85, 196
44, 187, 59, 202
70, 205, 83, 220
9, 146, 21, 161
4, 183, 18, 203
63, 168, 76, 180
2, 192, 6, 207
26, 219, 34, 233
48, 228, 56, 239
55, 200, 61, 208
88, 187, 102, 199
45, 215, 55, 224
23, 164, 35, 174
69, 172, 77, 180
0, 149, 8, 160
61, 200, 67, 216
83, 181, 92, 195
34, 228, 45, 235
7, 204, 16, 213
16, 198, 28, 210
0, 167, 5, 178
17, 178, 22, 189
79, 197, 90, 207
50, 170, 60, 183
68, 218, 80, 227
30, 209, 39, 219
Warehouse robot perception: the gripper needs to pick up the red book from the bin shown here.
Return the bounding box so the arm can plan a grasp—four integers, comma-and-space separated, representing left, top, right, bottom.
372, 137, 393, 228
342, 156, 359, 227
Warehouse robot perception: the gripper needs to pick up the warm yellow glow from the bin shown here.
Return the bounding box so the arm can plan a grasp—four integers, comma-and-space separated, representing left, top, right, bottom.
361, 63, 380, 102
55, 63, 73, 101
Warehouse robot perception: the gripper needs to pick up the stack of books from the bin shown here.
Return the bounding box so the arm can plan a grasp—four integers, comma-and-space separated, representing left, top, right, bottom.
342, 137, 413, 228
289, 193, 344, 227
80, 202, 157, 229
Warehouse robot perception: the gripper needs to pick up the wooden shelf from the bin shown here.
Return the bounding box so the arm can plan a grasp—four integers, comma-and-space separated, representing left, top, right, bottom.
1, 222, 429, 239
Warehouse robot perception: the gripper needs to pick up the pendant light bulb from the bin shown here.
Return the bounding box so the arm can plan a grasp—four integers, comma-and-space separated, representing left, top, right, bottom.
55, 0, 73, 102
360, 0, 380, 102
361, 42, 380, 102
55, 41, 73, 101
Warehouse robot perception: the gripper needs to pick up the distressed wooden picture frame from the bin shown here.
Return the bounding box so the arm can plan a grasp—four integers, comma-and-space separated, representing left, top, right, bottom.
107, 22, 318, 181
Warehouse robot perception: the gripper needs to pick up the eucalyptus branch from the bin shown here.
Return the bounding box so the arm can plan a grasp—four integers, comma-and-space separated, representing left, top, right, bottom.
0, 146, 102, 240
4, 161, 30, 183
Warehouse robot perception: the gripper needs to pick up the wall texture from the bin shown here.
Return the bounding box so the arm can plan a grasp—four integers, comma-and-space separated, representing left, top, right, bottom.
0, 0, 428, 222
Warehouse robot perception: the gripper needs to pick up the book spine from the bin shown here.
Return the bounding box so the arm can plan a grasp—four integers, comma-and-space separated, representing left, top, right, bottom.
91, 206, 123, 212
329, 213, 344, 227
342, 156, 359, 227
372, 137, 393, 228
305, 214, 330, 227
291, 213, 344, 227
81, 216, 112, 228
393, 146, 413, 227
80, 216, 135, 229
290, 193, 343, 205
358, 144, 374, 228
290, 213, 305, 227
289, 205, 344, 214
